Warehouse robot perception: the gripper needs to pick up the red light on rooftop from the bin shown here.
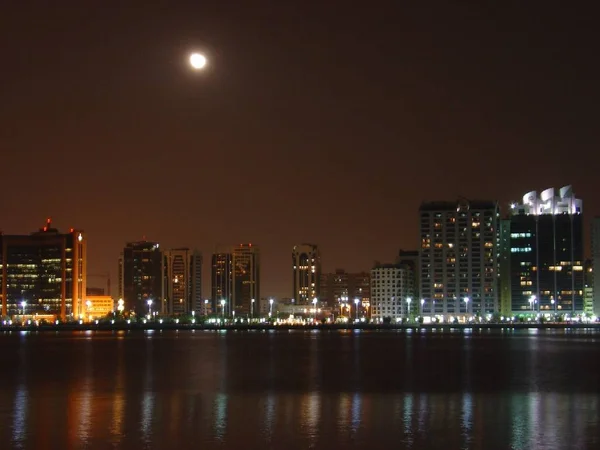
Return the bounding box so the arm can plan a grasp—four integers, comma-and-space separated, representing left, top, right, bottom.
70, 228, 74, 233
249, 243, 252, 247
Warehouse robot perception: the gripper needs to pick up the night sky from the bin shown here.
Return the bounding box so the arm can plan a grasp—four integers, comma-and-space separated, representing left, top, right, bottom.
1, 2, 598, 298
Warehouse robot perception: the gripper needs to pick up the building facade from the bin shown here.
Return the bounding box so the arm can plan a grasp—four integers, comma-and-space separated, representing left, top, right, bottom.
370, 263, 414, 321
0, 218, 87, 320
292, 243, 321, 305
119, 241, 162, 315
592, 217, 600, 315
320, 269, 371, 318
163, 248, 202, 315
419, 199, 499, 318
211, 251, 232, 314
232, 244, 260, 315
498, 218, 512, 316
397, 249, 419, 315
508, 186, 584, 314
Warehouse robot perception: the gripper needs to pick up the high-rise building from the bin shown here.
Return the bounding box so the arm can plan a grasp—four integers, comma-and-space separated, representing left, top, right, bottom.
211, 251, 232, 314
321, 269, 371, 317
397, 249, 419, 314
508, 186, 584, 314
0, 218, 87, 320
232, 244, 260, 314
592, 217, 600, 315
320, 269, 349, 306
163, 248, 202, 315
498, 218, 512, 316
371, 263, 414, 322
292, 244, 321, 305
119, 241, 162, 315
419, 199, 499, 318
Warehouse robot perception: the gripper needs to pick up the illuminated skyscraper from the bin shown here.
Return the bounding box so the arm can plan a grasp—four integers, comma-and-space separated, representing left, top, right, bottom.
292, 244, 321, 305
0, 218, 86, 320
507, 186, 584, 313
211, 251, 232, 314
419, 199, 499, 318
163, 248, 202, 315
591, 217, 600, 315
371, 263, 414, 321
119, 241, 162, 315
232, 243, 260, 314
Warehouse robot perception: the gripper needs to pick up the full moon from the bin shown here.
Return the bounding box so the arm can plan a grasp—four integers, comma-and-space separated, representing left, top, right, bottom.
189, 53, 207, 69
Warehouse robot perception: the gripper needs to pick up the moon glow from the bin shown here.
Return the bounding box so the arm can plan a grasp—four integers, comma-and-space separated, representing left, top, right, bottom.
189, 53, 207, 69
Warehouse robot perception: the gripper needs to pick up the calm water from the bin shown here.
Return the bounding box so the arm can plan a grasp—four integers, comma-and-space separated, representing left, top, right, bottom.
0, 329, 599, 449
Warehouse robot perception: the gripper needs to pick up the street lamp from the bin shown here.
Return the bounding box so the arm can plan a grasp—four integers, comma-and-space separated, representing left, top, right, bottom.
147, 299, 153, 317
354, 298, 359, 321
21, 300, 26, 317
269, 298, 274, 317
406, 297, 412, 319
551, 298, 555, 314
464, 297, 470, 317
221, 299, 226, 319
312, 298, 317, 322
251, 298, 255, 320
529, 295, 536, 312
420, 298, 425, 315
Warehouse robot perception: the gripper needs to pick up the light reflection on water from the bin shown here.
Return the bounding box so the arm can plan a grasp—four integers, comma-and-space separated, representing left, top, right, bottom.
0, 330, 599, 449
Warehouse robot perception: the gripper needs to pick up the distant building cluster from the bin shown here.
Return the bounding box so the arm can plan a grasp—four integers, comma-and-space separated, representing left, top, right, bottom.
1, 185, 598, 323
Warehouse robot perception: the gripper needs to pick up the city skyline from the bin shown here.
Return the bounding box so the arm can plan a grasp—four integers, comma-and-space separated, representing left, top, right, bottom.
1, 197, 598, 301
1, 3, 599, 299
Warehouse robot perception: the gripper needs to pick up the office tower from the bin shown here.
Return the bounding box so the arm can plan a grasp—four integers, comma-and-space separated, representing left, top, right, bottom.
419, 199, 499, 318
320, 269, 371, 315
508, 186, 584, 314
350, 272, 371, 317
232, 244, 260, 314
320, 269, 349, 306
498, 218, 512, 316
371, 263, 414, 322
593, 217, 600, 315
583, 260, 593, 314
211, 251, 232, 314
119, 241, 162, 315
397, 249, 419, 314
292, 244, 321, 305
0, 218, 86, 320
163, 248, 202, 315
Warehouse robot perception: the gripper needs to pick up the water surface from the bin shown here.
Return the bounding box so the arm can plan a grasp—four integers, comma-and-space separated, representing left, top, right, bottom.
0, 328, 598, 449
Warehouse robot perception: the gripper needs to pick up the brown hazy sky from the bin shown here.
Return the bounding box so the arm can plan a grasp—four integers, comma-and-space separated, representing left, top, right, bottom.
1, 1, 598, 298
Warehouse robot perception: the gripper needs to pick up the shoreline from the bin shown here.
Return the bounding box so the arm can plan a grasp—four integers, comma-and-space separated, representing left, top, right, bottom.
1, 323, 599, 332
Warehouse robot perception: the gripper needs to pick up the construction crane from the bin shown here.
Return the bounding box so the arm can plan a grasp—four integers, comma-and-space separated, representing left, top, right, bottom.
88, 272, 111, 297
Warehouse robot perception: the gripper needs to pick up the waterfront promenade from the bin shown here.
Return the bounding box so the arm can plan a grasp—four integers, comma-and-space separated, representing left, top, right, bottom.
1, 321, 599, 332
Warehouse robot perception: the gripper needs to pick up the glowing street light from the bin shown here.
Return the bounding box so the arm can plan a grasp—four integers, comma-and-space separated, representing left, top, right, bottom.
251, 298, 255, 320
354, 298, 360, 320
529, 295, 536, 312
464, 297, 470, 316
147, 298, 153, 317
20, 300, 27, 317
117, 298, 124, 314
420, 298, 425, 315
406, 297, 412, 319
220, 299, 226, 318
86, 299, 92, 322
312, 298, 318, 322
269, 298, 274, 317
